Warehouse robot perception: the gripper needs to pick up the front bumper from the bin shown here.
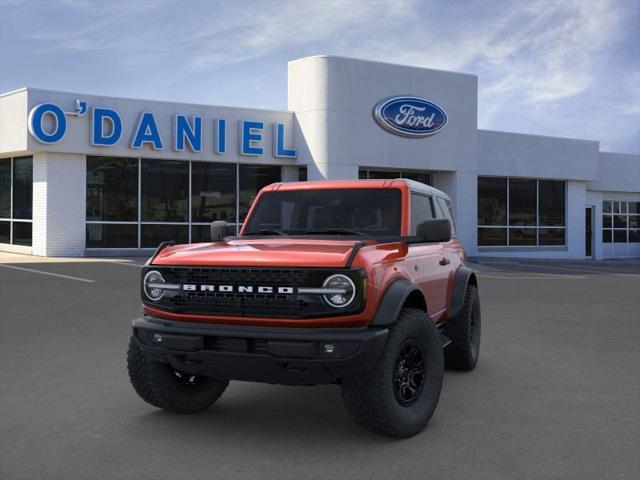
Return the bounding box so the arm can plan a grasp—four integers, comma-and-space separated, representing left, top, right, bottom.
133, 316, 388, 385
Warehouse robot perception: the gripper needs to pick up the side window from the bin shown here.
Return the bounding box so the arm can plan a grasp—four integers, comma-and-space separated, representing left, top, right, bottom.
410, 193, 435, 235
436, 197, 456, 235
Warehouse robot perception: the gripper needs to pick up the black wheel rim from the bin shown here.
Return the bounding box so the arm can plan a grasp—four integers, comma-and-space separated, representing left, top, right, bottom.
393, 339, 425, 407
173, 370, 207, 387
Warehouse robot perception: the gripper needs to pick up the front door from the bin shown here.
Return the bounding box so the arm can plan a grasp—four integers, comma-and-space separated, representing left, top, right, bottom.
585, 207, 593, 257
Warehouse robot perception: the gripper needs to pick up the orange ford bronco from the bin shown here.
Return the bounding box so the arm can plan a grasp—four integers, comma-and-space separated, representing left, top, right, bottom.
128, 179, 481, 437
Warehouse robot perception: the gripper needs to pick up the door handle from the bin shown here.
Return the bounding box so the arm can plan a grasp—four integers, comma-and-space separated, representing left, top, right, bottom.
439, 257, 450, 266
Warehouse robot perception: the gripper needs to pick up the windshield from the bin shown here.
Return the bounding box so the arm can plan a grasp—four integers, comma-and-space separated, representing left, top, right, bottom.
242, 188, 402, 237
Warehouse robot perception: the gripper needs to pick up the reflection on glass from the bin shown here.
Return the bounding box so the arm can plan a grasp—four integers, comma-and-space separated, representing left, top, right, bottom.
141, 224, 188, 248
508, 179, 536, 226
141, 160, 189, 222
539, 228, 565, 246
86, 224, 138, 248
12, 222, 32, 246
478, 177, 507, 226
509, 227, 536, 245
86, 156, 138, 221
0, 220, 9, 243
477, 228, 507, 246
191, 162, 236, 223
239, 165, 281, 222
538, 180, 565, 226
13, 156, 33, 219
0, 159, 10, 218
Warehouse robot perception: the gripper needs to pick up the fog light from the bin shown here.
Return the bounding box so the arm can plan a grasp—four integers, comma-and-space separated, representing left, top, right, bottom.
152, 333, 163, 344
322, 343, 337, 354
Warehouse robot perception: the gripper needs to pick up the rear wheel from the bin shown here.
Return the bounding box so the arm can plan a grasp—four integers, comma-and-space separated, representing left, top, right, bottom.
127, 336, 228, 414
444, 284, 481, 370
341, 308, 444, 438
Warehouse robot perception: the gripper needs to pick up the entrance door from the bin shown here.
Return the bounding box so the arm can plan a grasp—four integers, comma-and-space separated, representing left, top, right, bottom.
585, 207, 593, 257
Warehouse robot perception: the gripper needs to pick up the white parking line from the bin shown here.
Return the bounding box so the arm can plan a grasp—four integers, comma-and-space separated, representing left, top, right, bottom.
0, 264, 96, 283
478, 273, 586, 280
512, 262, 640, 277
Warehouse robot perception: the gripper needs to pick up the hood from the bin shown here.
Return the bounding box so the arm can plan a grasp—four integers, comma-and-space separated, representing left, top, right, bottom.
151, 238, 369, 268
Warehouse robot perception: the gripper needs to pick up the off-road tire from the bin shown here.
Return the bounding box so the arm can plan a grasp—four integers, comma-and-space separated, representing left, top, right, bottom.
127, 336, 228, 414
444, 284, 481, 370
341, 308, 444, 438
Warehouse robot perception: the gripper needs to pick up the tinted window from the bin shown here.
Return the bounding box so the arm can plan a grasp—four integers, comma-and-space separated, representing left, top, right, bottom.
86, 223, 138, 248
141, 224, 189, 248
0, 159, 10, 218
0, 220, 9, 243
298, 166, 307, 182
509, 179, 536, 226
244, 189, 402, 236
509, 227, 536, 245
12, 156, 32, 219
86, 156, 138, 221
478, 177, 506, 225
410, 193, 434, 235
539, 228, 565, 245
539, 180, 565, 226
239, 165, 281, 222
478, 227, 507, 246
141, 160, 188, 222
191, 162, 236, 223
12, 222, 32, 246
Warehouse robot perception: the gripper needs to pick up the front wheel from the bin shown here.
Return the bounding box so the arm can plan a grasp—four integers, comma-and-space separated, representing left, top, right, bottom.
127, 336, 228, 414
340, 308, 444, 438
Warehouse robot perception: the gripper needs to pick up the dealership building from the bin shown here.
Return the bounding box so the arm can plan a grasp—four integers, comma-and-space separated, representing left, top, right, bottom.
0, 55, 638, 259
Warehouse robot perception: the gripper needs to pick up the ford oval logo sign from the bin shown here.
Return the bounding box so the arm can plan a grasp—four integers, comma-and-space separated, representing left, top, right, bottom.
373, 96, 447, 138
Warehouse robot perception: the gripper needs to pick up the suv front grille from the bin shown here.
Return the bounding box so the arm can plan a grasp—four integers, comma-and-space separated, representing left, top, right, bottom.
143, 267, 364, 319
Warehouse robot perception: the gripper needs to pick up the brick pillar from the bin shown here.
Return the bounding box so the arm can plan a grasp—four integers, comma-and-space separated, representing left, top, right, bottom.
32, 152, 86, 256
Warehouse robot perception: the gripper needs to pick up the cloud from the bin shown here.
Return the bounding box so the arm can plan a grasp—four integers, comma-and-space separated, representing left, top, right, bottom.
1, 0, 638, 153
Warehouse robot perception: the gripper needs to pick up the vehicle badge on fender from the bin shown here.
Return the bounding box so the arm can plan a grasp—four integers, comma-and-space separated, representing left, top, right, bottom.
373, 96, 447, 138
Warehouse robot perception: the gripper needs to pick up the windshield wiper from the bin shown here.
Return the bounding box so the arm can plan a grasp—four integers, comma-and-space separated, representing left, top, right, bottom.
244, 229, 286, 236
305, 228, 366, 236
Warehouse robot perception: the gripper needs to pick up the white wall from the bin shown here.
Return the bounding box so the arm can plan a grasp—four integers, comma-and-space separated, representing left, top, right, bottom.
478, 130, 599, 181
587, 152, 640, 193
32, 152, 86, 256
0, 89, 29, 155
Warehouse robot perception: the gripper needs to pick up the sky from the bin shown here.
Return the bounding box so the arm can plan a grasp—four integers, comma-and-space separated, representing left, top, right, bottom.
1, 0, 639, 154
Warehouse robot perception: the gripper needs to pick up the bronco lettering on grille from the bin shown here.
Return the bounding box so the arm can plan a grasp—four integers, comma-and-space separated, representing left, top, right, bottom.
182, 284, 295, 294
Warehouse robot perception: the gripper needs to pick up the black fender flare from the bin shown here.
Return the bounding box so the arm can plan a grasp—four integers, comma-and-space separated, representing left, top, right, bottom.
371, 279, 425, 326
448, 266, 477, 320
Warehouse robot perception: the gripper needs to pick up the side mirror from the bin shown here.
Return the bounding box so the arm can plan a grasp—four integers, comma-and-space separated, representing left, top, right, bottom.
417, 218, 451, 243
210, 221, 231, 241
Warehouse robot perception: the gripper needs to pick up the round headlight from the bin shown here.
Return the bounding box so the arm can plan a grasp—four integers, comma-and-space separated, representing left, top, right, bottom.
322, 274, 356, 308
143, 270, 166, 302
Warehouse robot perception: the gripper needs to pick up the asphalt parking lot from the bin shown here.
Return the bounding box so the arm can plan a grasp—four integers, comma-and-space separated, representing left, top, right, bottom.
1, 253, 639, 480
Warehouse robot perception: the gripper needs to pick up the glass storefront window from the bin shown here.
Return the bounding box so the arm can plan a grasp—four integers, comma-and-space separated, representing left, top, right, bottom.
478, 177, 507, 226
238, 164, 281, 222
86, 156, 283, 248
508, 178, 537, 226
191, 162, 236, 223
0, 220, 9, 243
141, 224, 189, 248
86, 157, 138, 221
603, 200, 640, 244
478, 177, 566, 247
86, 224, 138, 248
0, 156, 33, 246
0, 159, 10, 218
359, 168, 432, 186
478, 227, 507, 246
141, 160, 189, 222
13, 156, 33, 220
538, 180, 565, 226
